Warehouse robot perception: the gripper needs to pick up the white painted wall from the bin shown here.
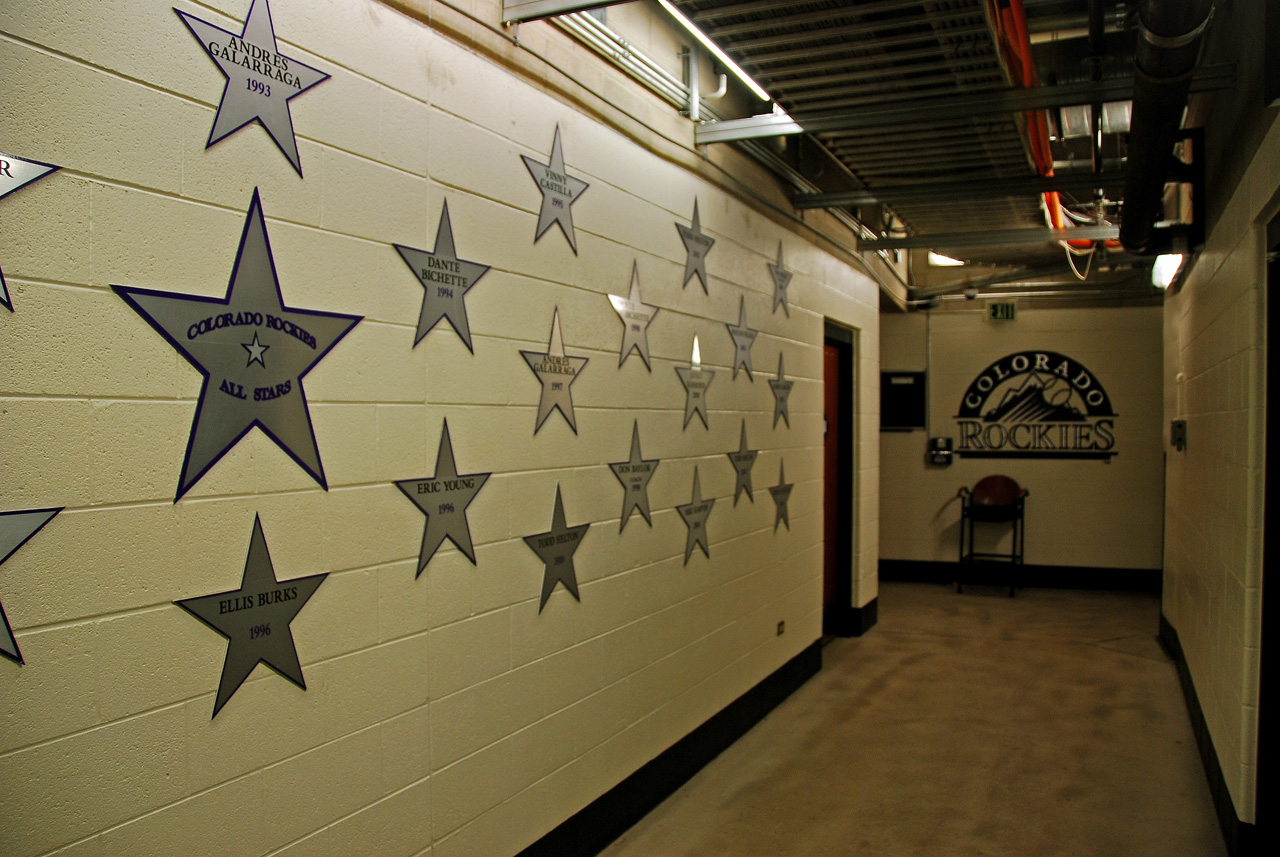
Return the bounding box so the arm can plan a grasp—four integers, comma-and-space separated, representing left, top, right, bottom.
1162, 112, 1277, 824
879, 305, 1165, 570
0, 1, 879, 855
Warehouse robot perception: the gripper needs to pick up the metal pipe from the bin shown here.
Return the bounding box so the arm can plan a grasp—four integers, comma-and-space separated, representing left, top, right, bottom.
1119, 0, 1215, 253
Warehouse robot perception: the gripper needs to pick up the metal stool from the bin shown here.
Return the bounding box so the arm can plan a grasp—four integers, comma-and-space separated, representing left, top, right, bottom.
957, 475, 1028, 596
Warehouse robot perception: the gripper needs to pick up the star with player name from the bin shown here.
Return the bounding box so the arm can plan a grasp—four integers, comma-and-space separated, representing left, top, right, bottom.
676, 467, 715, 565
394, 200, 490, 352
395, 418, 490, 576
726, 420, 759, 505
768, 242, 793, 317
1, 150, 61, 312
1, 507, 62, 665
175, 514, 327, 717
524, 485, 590, 612
675, 335, 716, 430
608, 261, 659, 369
609, 420, 660, 531
726, 296, 758, 380
176, 0, 330, 175
676, 198, 715, 293
521, 125, 590, 254
769, 352, 794, 429
113, 189, 362, 502
521, 308, 588, 434
768, 460, 794, 532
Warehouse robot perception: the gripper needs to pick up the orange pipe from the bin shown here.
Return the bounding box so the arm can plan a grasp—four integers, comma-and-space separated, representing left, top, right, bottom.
995, 0, 1094, 243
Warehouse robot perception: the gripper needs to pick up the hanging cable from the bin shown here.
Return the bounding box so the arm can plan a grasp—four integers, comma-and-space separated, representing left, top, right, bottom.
1065, 242, 1096, 280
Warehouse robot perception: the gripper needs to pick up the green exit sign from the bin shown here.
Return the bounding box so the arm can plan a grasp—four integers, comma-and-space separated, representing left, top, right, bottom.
987, 301, 1016, 321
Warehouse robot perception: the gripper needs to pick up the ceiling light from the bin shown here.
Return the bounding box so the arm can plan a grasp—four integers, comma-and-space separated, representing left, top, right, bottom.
1152, 254, 1184, 289
657, 0, 772, 102
928, 251, 965, 267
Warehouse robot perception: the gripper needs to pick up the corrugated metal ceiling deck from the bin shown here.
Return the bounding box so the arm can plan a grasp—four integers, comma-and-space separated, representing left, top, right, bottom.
673, 0, 1046, 237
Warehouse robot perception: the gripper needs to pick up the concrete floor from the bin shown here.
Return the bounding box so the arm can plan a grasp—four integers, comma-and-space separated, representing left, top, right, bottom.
599, 582, 1226, 857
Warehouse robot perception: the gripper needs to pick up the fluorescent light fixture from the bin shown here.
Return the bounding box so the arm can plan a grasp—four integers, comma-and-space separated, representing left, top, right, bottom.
928, 251, 966, 267
657, 0, 772, 102
1152, 253, 1184, 288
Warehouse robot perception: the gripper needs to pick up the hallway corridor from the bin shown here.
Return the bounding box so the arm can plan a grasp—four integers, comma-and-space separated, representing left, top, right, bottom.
599, 582, 1225, 857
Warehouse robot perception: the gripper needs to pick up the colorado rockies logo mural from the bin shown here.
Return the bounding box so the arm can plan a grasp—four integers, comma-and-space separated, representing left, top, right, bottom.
955, 351, 1116, 460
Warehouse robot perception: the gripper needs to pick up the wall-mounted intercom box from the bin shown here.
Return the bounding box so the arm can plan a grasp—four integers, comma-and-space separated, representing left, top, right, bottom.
928, 437, 953, 466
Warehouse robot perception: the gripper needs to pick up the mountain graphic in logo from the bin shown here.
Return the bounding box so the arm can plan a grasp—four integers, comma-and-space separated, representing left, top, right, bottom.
983, 372, 1085, 423
954, 351, 1117, 460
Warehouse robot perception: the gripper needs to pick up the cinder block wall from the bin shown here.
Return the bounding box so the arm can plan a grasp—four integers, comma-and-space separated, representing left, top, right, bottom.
878, 305, 1164, 570
0, 1, 879, 855
1161, 113, 1278, 824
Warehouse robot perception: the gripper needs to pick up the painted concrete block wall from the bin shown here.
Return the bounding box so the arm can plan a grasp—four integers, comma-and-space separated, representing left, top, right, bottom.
879, 305, 1164, 570
1161, 112, 1277, 823
0, 1, 879, 854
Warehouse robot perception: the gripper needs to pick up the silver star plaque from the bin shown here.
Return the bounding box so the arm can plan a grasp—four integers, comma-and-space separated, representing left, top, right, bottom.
176, 0, 330, 175
769, 352, 794, 429
676, 198, 715, 293
726, 296, 758, 380
675, 335, 716, 430
769, 460, 794, 532
608, 262, 659, 369
1, 507, 61, 665
113, 189, 362, 501
521, 308, 588, 434
175, 514, 327, 717
524, 485, 590, 612
395, 419, 491, 576
609, 420, 660, 531
395, 201, 491, 352
1, 150, 61, 312
676, 467, 715, 565
521, 126, 589, 254
726, 420, 759, 505
768, 242, 793, 317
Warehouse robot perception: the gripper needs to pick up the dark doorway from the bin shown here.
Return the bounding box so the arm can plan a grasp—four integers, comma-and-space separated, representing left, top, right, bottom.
823, 322, 862, 636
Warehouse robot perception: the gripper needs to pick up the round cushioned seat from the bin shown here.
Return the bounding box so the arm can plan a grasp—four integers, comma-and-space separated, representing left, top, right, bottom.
965, 475, 1026, 521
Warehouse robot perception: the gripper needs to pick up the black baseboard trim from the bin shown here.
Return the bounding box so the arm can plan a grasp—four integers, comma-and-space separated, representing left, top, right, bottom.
516, 640, 823, 857
1160, 614, 1259, 857
825, 597, 878, 637
879, 559, 1162, 593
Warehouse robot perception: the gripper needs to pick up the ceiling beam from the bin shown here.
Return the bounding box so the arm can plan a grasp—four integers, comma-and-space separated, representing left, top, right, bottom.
695, 64, 1234, 143
858, 225, 1120, 251
723, 11, 986, 52
795, 171, 1128, 208
501, 0, 613, 24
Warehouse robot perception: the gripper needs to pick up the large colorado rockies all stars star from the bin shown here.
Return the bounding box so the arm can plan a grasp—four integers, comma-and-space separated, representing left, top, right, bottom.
176, 0, 330, 175
113, 189, 361, 501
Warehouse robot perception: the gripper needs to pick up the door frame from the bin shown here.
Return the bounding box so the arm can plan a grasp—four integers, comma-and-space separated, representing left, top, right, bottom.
824, 320, 870, 636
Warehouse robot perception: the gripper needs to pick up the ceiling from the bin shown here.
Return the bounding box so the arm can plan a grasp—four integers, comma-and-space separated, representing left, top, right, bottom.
668, 0, 1213, 305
